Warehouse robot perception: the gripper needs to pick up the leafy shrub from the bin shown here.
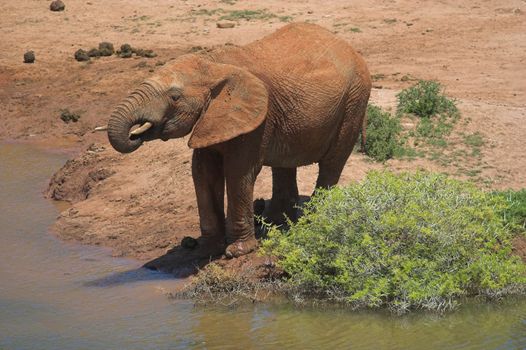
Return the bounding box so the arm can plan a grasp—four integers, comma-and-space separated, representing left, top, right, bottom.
396, 81, 460, 155
262, 171, 526, 312
362, 105, 402, 162
493, 189, 526, 234
397, 80, 459, 119
219, 9, 291, 22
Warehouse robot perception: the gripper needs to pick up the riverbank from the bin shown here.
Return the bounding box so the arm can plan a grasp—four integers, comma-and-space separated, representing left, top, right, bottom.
1, 0, 525, 272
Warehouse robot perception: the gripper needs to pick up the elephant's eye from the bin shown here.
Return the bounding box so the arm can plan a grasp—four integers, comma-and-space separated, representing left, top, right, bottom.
170, 95, 179, 102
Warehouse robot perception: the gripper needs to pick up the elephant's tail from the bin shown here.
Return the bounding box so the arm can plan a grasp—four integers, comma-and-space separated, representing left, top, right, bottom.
360, 114, 367, 153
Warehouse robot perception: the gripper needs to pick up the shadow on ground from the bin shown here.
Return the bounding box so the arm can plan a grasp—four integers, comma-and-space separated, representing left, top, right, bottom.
142, 196, 310, 277
84, 267, 176, 287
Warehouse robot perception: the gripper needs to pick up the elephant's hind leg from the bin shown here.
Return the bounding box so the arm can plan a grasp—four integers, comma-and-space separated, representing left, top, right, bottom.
192, 149, 226, 251
315, 95, 368, 190
268, 167, 299, 224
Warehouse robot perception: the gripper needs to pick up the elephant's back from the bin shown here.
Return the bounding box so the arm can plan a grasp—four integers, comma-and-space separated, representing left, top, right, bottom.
246, 23, 368, 84
208, 23, 371, 168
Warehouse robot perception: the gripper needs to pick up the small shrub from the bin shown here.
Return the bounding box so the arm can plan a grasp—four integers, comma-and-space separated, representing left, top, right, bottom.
262, 171, 526, 312
464, 132, 485, 148
219, 9, 290, 22
396, 81, 460, 158
397, 80, 458, 119
362, 105, 402, 162
493, 189, 526, 234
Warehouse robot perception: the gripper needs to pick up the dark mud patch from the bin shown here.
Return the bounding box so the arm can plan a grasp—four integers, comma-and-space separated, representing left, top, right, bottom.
47, 143, 114, 202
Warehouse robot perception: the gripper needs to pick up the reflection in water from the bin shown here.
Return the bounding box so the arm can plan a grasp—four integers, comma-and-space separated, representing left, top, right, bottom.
188, 301, 526, 350
0, 143, 525, 350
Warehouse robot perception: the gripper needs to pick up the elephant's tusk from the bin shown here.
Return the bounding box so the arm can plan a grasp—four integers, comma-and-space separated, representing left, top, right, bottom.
130, 122, 153, 136
92, 125, 108, 132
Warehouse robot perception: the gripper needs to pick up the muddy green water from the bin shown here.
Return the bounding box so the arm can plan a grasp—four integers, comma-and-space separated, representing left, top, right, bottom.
1, 143, 525, 350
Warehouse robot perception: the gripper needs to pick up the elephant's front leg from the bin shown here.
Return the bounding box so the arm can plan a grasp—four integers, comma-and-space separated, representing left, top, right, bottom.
223, 155, 262, 258
192, 149, 227, 255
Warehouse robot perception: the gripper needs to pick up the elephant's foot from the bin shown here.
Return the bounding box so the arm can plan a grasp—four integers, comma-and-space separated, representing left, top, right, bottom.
266, 198, 299, 226
144, 236, 225, 276
225, 236, 258, 258
190, 236, 226, 256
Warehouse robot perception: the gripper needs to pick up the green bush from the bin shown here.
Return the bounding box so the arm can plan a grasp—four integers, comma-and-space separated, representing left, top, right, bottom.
493, 189, 526, 234
397, 80, 459, 119
262, 171, 526, 312
362, 105, 402, 162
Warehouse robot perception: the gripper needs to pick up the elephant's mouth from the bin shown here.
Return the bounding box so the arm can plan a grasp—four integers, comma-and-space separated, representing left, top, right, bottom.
129, 121, 162, 142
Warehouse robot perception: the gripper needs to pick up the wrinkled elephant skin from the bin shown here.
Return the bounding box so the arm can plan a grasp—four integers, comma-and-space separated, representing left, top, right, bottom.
105, 23, 371, 264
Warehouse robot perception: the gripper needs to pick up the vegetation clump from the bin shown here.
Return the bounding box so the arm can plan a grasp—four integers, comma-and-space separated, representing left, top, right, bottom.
397, 80, 458, 119
262, 171, 526, 312
219, 9, 291, 22
361, 104, 402, 162
361, 81, 461, 163
493, 189, 526, 234
174, 263, 285, 305
398, 80, 460, 147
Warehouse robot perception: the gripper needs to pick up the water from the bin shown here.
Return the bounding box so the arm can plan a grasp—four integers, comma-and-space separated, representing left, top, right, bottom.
0, 143, 525, 350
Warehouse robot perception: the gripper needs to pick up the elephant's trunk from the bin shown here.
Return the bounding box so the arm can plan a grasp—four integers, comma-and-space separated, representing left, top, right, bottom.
107, 83, 160, 153
107, 110, 144, 153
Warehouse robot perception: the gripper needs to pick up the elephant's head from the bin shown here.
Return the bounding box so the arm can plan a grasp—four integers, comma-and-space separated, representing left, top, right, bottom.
105, 55, 268, 153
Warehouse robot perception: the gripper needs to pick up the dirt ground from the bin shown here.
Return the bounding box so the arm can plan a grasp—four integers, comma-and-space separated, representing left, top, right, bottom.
1, 0, 525, 272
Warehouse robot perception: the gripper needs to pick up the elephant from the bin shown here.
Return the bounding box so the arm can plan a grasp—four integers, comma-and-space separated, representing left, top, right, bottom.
103, 23, 371, 261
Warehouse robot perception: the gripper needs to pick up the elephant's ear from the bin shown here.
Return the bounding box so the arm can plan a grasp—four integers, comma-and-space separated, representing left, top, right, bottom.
188, 63, 268, 149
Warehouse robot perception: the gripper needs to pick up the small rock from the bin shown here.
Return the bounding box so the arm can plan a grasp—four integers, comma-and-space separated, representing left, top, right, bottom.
23, 51, 35, 63
121, 43, 133, 53
217, 21, 235, 29
98, 42, 114, 56
60, 109, 81, 123
50, 0, 65, 11
74, 49, 90, 62
119, 51, 132, 58
118, 44, 133, 57
142, 50, 156, 58
87, 48, 101, 57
